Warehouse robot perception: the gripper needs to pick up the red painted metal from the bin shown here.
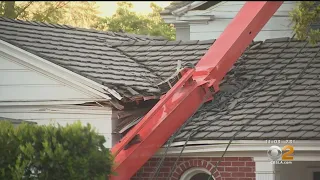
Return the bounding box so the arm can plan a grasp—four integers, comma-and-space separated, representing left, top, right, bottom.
110, 2, 283, 179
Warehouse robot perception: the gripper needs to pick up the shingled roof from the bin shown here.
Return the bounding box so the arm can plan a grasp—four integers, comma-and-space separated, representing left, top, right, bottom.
172, 38, 320, 142
0, 17, 216, 100
0, 17, 166, 99
2, 18, 320, 141
160, 1, 194, 15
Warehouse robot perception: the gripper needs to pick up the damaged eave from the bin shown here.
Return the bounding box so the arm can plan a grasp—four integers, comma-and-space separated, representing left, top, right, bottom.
161, 14, 188, 24
172, 1, 208, 16
0, 39, 124, 102
176, 15, 215, 23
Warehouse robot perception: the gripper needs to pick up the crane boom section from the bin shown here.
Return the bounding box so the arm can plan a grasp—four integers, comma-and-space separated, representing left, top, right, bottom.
110, 2, 283, 179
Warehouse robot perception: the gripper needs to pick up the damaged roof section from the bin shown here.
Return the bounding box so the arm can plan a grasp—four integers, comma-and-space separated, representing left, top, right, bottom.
0, 17, 165, 99
0, 17, 217, 100
160, 1, 195, 15
113, 39, 214, 79
170, 38, 320, 142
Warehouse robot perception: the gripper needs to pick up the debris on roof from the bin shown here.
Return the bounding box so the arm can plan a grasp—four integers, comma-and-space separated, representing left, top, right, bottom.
171, 37, 320, 142
160, 1, 194, 15
1, 18, 320, 141
0, 17, 214, 100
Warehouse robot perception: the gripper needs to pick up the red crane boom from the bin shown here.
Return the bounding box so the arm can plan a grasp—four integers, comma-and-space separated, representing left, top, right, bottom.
110, 2, 283, 179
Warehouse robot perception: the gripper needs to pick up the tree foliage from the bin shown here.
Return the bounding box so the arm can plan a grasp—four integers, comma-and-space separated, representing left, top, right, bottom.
0, 1, 100, 29
94, 2, 176, 40
290, 1, 320, 44
0, 121, 113, 180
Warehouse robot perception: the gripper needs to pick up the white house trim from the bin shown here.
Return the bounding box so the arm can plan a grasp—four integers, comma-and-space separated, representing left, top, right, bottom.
180, 167, 215, 180
172, 1, 208, 16
157, 140, 320, 156
0, 39, 123, 101
0, 100, 108, 106
254, 160, 276, 180
165, 140, 320, 147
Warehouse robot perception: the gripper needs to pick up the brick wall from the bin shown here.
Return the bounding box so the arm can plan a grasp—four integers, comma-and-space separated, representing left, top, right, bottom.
132, 157, 255, 180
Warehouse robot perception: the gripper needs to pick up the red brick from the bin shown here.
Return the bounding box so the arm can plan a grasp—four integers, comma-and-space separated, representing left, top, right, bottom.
211, 157, 223, 161
143, 167, 156, 172
181, 163, 188, 170
160, 167, 171, 173
226, 167, 238, 172
224, 157, 239, 161
163, 161, 175, 166
198, 157, 212, 161
221, 172, 232, 177
207, 164, 214, 171
232, 172, 246, 177
172, 172, 179, 178
213, 171, 220, 177
239, 157, 252, 161
232, 162, 245, 166
246, 162, 255, 167
148, 161, 157, 166
224, 178, 239, 180
202, 161, 208, 168
220, 162, 232, 166
175, 167, 183, 175
239, 167, 252, 172
218, 167, 225, 172
196, 160, 202, 166
239, 178, 253, 180
246, 173, 255, 177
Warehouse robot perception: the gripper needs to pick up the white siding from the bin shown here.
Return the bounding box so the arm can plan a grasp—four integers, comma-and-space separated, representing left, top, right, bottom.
0, 52, 101, 102
0, 105, 115, 148
188, 1, 296, 41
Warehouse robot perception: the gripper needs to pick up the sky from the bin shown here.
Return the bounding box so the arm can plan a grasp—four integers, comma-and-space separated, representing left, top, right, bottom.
96, 1, 172, 17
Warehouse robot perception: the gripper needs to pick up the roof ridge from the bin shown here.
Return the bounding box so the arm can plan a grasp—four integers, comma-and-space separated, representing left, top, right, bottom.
110, 39, 216, 47
0, 17, 166, 40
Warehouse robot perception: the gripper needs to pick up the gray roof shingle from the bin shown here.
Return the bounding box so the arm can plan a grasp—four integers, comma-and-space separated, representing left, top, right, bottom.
160, 1, 194, 15
0, 17, 167, 99
171, 37, 320, 142
0, 17, 214, 99
2, 18, 320, 141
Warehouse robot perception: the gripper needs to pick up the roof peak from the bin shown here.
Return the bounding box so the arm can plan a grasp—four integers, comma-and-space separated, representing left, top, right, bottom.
0, 17, 166, 41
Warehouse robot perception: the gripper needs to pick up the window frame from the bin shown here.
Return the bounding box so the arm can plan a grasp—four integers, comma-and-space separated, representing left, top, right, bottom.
307, 167, 320, 180
179, 167, 215, 180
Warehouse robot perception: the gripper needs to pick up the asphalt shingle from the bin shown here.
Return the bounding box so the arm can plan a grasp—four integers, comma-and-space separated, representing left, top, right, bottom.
2, 18, 320, 142
170, 38, 320, 142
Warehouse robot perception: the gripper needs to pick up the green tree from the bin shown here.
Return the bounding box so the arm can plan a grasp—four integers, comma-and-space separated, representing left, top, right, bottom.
95, 2, 176, 40
290, 1, 320, 44
0, 121, 113, 180
0, 1, 100, 29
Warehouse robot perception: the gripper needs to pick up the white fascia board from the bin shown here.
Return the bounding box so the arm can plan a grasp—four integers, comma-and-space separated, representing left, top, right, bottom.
0, 104, 112, 114
161, 15, 187, 24
157, 140, 320, 155
0, 99, 108, 106
0, 39, 123, 101
176, 15, 215, 23
172, 1, 208, 16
